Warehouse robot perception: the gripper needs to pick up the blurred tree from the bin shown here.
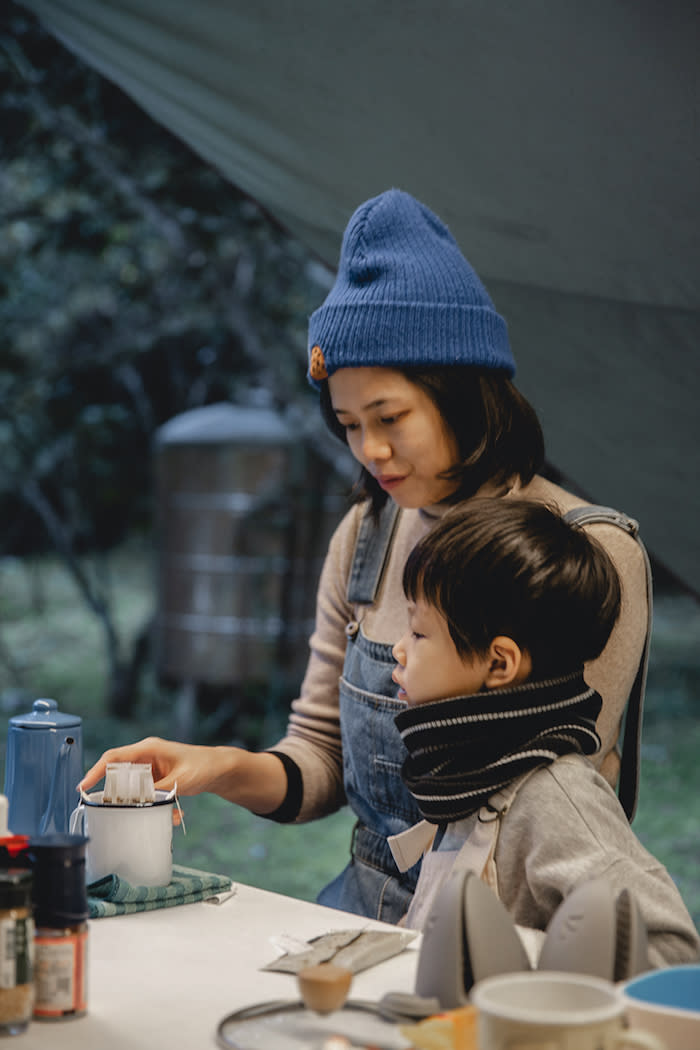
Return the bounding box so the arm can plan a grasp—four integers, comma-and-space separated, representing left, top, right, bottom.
0, 6, 333, 715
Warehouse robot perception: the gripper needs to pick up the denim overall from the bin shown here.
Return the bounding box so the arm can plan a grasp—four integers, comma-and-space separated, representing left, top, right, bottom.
316, 501, 423, 923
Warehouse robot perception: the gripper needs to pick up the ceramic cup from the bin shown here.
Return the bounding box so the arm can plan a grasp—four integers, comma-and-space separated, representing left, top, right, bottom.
69, 789, 174, 887
471, 971, 666, 1050
623, 964, 700, 1050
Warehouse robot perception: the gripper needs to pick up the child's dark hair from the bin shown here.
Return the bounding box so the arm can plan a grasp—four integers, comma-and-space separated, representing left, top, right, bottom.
319, 366, 544, 512
403, 498, 622, 679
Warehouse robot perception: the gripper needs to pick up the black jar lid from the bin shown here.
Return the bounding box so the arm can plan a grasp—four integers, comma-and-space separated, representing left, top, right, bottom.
28, 833, 89, 926
0, 868, 33, 910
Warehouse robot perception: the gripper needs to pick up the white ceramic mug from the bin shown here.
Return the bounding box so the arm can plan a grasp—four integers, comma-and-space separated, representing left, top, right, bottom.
471, 971, 666, 1050
623, 964, 700, 1050
69, 789, 174, 887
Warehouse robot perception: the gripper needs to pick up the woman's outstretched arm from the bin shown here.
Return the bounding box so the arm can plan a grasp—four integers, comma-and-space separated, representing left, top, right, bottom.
79, 737, 288, 815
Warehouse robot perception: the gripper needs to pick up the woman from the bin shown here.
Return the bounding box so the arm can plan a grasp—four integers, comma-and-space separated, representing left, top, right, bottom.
81, 190, 648, 922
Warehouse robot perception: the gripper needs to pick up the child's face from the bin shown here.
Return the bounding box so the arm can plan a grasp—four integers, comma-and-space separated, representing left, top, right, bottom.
327, 367, 459, 508
392, 598, 491, 706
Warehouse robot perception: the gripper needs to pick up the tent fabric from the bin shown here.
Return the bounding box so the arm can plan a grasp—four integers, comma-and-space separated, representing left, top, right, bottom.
23, 0, 700, 591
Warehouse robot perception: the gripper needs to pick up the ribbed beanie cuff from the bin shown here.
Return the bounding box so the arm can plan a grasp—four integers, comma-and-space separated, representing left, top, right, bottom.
308, 189, 515, 387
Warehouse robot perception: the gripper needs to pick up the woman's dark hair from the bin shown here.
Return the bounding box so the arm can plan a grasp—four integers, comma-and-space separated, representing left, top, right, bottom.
403, 498, 622, 679
319, 366, 544, 513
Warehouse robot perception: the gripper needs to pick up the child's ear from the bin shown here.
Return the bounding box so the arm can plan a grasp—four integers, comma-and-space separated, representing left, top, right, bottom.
484, 636, 532, 688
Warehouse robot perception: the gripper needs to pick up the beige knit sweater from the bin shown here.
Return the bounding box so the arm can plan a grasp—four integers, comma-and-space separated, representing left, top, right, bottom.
271, 475, 649, 822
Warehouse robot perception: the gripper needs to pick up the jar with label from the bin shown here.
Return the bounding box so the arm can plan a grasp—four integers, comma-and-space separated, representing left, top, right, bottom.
0, 869, 35, 1035
28, 834, 89, 1021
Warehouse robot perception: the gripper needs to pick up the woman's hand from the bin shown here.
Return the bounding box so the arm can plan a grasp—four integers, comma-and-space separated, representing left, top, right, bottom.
80, 737, 216, 796
79, 737, 289, 814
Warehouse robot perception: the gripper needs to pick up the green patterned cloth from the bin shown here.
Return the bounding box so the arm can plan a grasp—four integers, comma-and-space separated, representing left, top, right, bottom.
87, 864, 233, 918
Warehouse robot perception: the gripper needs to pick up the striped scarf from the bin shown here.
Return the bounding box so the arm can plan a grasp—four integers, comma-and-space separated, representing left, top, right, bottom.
395, 671, 602, 823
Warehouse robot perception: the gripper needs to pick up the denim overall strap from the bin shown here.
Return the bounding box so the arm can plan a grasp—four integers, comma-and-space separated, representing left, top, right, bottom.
563, 505, 653, 822
347, 500, 401, 604
316, 498, 422, 923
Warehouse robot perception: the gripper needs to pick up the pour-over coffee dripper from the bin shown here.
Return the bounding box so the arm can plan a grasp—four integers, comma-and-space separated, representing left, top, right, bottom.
102, 762, 156, 805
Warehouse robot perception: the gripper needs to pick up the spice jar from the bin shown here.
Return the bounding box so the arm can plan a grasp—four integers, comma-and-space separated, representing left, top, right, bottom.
0, 794, 30, 870
28, 834, 89, 1021
0, 869, 35, 1035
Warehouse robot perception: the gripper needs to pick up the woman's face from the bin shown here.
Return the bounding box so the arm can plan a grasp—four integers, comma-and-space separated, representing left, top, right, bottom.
327, 367, 459, 508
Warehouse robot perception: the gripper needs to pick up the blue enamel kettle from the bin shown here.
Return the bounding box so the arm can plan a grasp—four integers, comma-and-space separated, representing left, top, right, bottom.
3, 698, 84, 836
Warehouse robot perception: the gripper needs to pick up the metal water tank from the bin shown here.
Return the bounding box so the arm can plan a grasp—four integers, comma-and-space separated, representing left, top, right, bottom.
154, 402, 299, 687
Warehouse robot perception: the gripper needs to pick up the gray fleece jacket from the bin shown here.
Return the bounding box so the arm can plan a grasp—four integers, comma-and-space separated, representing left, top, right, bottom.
410, 753, 699, 969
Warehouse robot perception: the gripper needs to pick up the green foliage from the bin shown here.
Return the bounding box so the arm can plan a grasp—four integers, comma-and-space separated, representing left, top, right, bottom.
1, 5, 323, 559
0, 7, 336, 713
0, 542, 153, 711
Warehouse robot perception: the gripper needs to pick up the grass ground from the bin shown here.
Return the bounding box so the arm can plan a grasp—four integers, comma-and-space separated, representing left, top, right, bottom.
1, 543, 698, 925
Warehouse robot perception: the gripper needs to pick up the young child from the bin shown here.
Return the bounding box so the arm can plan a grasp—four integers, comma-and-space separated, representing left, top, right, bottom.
390, 498, 699, 968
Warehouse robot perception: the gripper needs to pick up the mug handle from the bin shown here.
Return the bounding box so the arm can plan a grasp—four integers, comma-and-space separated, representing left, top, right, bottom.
614, 1028, 667, 1050
69, 802, 85, 835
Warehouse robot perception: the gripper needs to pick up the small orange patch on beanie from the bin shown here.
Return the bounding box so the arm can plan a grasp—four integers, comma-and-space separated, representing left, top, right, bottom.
309, 345, 329, 381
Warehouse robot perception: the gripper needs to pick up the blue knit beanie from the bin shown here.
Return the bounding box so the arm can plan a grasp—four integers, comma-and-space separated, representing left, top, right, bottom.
307, 189, 515, 388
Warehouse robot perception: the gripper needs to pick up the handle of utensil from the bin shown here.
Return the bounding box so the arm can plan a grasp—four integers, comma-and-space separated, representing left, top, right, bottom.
69, 802, 85, 836
614, 1027, 667, 1050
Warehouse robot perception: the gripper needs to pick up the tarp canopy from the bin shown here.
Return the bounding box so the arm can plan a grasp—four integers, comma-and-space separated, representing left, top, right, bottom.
23, 0, 700, 592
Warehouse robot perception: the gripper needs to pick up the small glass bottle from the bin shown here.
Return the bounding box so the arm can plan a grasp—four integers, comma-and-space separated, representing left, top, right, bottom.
28, 834, 89, 1021
0, 869, 35, 1035
0, 793, 30, 869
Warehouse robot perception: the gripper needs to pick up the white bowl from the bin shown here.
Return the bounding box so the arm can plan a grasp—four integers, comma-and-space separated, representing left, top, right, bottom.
623, 964, 700, 1050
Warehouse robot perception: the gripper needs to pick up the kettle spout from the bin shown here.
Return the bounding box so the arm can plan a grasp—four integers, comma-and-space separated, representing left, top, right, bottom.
38, 736, 77, 836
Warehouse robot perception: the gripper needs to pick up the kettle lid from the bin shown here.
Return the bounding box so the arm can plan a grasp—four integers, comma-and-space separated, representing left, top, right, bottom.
9, 698, 81, 730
